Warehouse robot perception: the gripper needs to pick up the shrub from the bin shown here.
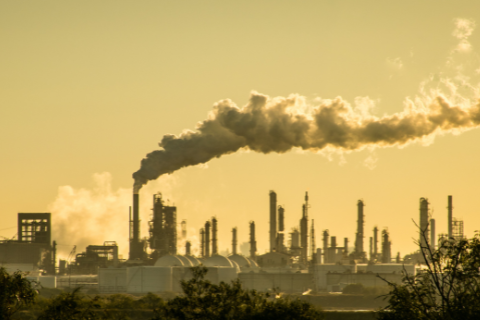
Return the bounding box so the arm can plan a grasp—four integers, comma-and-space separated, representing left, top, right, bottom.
154, 266, 324, 320
0, 267, 37, 320
378, 232, 480, 320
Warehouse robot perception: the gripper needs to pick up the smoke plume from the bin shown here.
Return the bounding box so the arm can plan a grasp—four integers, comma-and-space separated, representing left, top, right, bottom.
133, 92, 480, 191
133, 18, 479, 191
50, 172, 177, 259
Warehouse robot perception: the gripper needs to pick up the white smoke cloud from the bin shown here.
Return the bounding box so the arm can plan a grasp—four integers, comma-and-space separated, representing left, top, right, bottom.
133, 88, 480, 189
49, 172, 131, 260
452, 18, 475, 53
50, 172, 178, 260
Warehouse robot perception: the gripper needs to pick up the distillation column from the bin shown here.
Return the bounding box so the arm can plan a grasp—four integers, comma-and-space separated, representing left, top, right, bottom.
250, 221, 257, 260
232, 227, 237, 255
212, 217, 218, 255
269, 191, 277, 252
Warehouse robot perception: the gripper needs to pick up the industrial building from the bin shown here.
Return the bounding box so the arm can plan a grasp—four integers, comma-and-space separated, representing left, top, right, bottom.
1, 188, 470, 294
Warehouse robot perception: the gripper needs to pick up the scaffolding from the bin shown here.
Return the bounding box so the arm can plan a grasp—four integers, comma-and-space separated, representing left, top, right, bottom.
149, 193, 177, 257
69, 241, 119, 275
18, 213, 51, 244
452, 218, 464, 241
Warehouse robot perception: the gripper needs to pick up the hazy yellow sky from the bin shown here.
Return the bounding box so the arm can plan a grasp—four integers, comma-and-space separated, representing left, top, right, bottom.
1, 1, 480, 259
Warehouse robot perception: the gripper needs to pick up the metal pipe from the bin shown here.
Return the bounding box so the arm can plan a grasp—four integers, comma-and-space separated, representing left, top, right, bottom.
270, 191, 277, 253
205, 221, 211, 258
430, 219, 436, 251
448, 195, 453, 239
232, 227, 237, 255
212, 217, 218, 255
250, 221, 256, 260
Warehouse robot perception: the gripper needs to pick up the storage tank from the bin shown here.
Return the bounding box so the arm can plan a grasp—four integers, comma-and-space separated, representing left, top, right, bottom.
126, 266, 173, 293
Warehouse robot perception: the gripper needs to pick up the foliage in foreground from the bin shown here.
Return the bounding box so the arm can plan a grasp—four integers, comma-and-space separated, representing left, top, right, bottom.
2, 265, 322, 320
0, 267, 37, 320
378, 232, 480, 320
155, 266, 324, 320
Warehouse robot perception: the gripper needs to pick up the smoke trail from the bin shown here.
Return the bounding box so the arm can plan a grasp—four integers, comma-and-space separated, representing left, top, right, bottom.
50, 172, 177, 259
50, 172, 131, 259
133, 19, 479, 191
133, 91, 480, 190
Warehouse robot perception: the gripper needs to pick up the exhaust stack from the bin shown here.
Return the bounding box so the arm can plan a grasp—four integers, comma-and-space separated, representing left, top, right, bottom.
232, 227, 237, 255
212, 217, 218, 255
448, 195, 453, 239
269, 191, 277, 253
129, 191, 143, 260
250, 221, 257, 260
205, 221, 211, 258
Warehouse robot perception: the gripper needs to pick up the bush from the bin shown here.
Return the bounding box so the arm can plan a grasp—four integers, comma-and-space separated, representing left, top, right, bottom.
154, 266, 324, 320
0, 267, 37, 320
378, 232, 480, 320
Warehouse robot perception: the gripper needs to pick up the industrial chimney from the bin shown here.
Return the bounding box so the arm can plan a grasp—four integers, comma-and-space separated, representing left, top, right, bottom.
369, 237, 373, 260
300, 192, 309, 265
232, 227, 237, 255
448, 195, 453, 239
277, 205, 285, 253
129, 190, 143, 260
373, 226, 378, 259
185, 241, 191, 256
200, 228, 205, 258
381, 229, 392, 263
430, 218, 436, 251
269, 191, 277, 253
212, 217, 218, 256
250, 221, 257, 260
322, 230, 329, 264
354, 200, 365, 259
419, 198, 429, 249
310, 219, 316, 264
205, 221, 211, 258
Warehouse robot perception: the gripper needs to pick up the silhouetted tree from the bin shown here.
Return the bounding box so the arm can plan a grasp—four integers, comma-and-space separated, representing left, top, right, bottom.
0, 267, 37, 320
155, 266, 324, 320
378, 231, 480, 320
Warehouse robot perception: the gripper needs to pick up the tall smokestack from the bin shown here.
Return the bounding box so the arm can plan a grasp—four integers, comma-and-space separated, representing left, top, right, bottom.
311, 219, 316, 264
354, 200, 365, 259
373, 226, 378, 257
300, 192, 309, 265
344, 237, 349, 255
381, 229, 391, 263
430, 218, 436, 251
448, 195, 453, 239
232, 227, 237, 255
185, 241, 191, 256
369, 237, 373, 260
269, 191, 277, 253
419, 198, 429, 249
205, 221, 211, 258
211, 217, 218, 255
129, 191, 142, 260
322, 230, 329, 264
200, 228, 205, 258
133, 192, 140, 242
250, 221, 256, 260
278, 206, 285, 232
277, 205, 285, 253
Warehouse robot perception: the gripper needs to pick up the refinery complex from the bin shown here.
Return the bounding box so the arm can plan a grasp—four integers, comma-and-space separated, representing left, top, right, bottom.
0, 190, 466, 294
